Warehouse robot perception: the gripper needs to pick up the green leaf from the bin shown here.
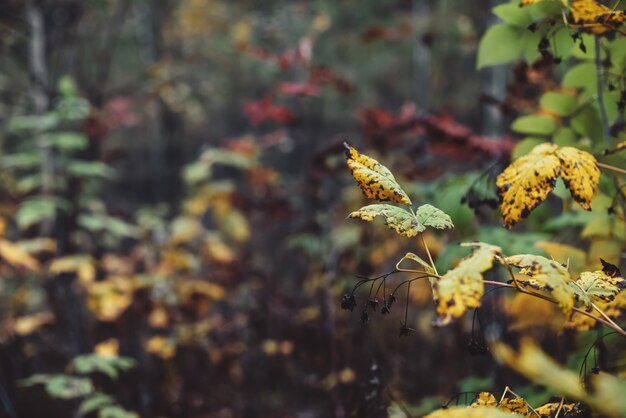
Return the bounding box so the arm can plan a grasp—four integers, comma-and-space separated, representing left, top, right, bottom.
72, 354, 136, 380
414, 204, 454, 230
16, 197, 70, 230
511, 114, 557, 135
512, 138, 546, 160
48, 132, 88, 152
562, 62, 596, 92
571, 104, 603, 143
477, 24, 526, 69
45, 375, 93, 399
553, 127, 580, 148
348, 204, 421, 237
99, 405, 139, 418
79, 393, 115, 415
67, 161, 116, 179
540, 92, 577, 116
493, 2, 534, 28
1, 152, 40, 169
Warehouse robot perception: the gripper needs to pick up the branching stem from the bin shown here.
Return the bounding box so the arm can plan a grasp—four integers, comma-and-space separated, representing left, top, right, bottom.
420, 232, 438, 275
482, 280, 626, 337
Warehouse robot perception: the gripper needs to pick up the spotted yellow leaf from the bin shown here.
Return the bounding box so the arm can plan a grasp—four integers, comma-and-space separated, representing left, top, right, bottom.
344, 143, 411, 205
497, 143, 599, 228
569, 0, 626, 34
534, 402, 578, 417
349, 204, 421, 237
566, 291, 626, 330
471, 392, 497, 408
497, 144, 561, 229
504, 254, 575, 315
433, 242, 502, 325
498, 398, 528, 415
554, 146, 600, 210
569, 259, 625, 308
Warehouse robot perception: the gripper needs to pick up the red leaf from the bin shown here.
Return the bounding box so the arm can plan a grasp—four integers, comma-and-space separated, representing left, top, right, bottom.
277, 82, 320, 97
243, 96, 296, 126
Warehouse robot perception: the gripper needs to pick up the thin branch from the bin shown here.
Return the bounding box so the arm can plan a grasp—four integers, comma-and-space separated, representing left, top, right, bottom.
482, 280, 626, 337
598, 162, 626, 176
420, 232, 438, 275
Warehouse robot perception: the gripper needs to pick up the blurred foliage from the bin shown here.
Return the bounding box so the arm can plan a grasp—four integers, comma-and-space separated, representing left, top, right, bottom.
0, 0, 625, 417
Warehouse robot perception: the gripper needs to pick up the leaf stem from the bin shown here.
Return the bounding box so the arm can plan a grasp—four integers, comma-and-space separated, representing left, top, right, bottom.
598, 162, 626, 176
420, 232, 438, 275
481, 280, 626, 337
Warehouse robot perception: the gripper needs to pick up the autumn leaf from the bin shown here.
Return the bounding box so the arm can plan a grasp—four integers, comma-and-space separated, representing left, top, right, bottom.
49, 255, 96, 285
349, 203, 453, 237
424, 406, 524, 418
554, 146, 599, 210
497, 143, 561, 229
0, 238, 40, 271
504, 254, 575, 315
432, 242, 501, 325
534, 403, 578, 417
492, 338, 587, 400
497, 143, 599, 228
569, 0, 626, 34
471, 392, 497, 407
12, 312, 55, 336
344, 143, 412, 205
568, 259, 625, 308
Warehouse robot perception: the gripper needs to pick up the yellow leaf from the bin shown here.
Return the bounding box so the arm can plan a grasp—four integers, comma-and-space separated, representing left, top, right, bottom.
471, 392, 497, 407
496, 144, 561, 228
507, 293, 562, 331
505, 254, 575, 315
569, 269, 624, 307
424, 406, 524, 418
535, 241, 587, 277
492, 339, 587, 400
433, 242, 501, 325
86, 276, 135, 321
12, 312, 54, 336
534, 402, 577, 417
496, 144, 599, 228
0, 239, 39, 270
554, 146, 600, 210
146, 336, 176, 359
49, 255, 96, 285
569, 0, 626, 34
498, 397, 528, 415
94, 338, 119, 358
344, 143, 411, 205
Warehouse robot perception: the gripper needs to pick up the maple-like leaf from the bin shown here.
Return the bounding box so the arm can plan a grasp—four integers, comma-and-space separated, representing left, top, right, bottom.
349, 203, 453, 237
504, 254, 575, 315
432, 242, 501, 325
568, 259, 625, 308
414, 204, 454, 230
348, 204, 420, 237
344, 143, 412, 205
497, 143, 599, 228
471, 392, 497, 408
497, 143, 561, 228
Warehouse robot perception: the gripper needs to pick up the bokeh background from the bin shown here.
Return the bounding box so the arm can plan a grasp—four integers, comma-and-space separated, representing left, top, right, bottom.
1, 1, 622, 417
